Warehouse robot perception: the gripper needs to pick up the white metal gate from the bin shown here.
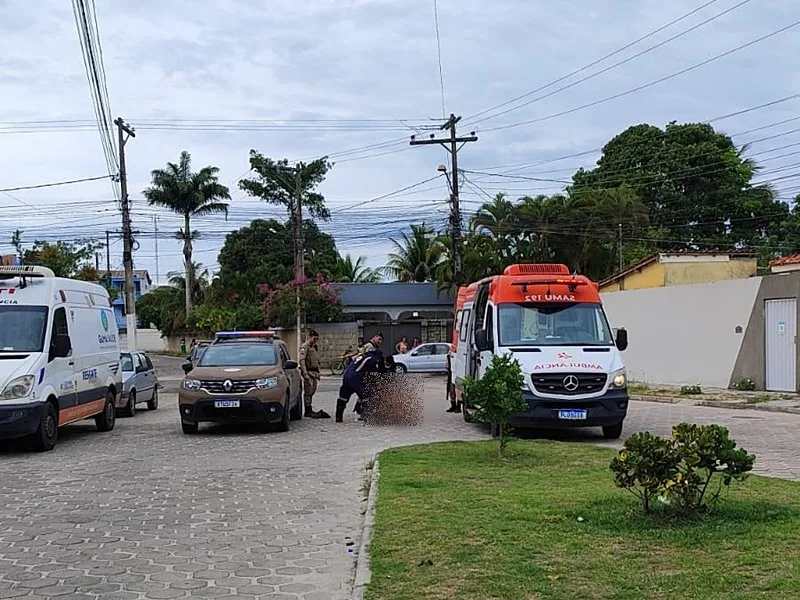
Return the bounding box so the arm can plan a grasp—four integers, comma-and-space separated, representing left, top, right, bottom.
765, 299, 797, 392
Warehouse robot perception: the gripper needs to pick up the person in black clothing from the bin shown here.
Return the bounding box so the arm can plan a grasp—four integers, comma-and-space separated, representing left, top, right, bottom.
335, 347, 387, 422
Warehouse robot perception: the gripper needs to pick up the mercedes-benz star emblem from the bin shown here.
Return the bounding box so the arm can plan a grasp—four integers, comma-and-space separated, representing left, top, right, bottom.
563, 375, 579, 392
223, 380, 233, 392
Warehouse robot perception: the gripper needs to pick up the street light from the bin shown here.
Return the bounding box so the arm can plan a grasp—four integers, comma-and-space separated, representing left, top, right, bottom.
437, 164, 452, 193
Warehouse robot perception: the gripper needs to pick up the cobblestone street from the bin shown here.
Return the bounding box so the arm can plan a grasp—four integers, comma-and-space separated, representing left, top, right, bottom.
0, 357, 798, 599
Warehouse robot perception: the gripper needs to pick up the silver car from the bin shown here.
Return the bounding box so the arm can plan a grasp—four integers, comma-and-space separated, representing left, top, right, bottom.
392, 342, 450, 373
120, 351, 159, 417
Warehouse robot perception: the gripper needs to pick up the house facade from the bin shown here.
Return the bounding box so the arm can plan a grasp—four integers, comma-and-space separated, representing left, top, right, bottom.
103, 270, 153, 331
599, 251, 757, 293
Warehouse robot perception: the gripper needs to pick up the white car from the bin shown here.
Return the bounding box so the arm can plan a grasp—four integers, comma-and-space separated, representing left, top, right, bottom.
392, 342, 451, 373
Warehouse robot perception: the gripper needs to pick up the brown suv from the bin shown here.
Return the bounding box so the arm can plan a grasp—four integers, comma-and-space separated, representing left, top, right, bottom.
178, 332, 302, 434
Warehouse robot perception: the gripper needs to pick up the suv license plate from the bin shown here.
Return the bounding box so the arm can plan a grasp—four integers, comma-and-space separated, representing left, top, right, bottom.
558, 409, 587, 420
215, 400, 240, 408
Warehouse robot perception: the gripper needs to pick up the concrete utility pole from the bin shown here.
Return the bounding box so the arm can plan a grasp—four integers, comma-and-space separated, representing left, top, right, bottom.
105, 230, 111, 275
153, 215, 160, 287
618, 223, 623, 274
410, 114, 477, 286
114, 117, 137, 350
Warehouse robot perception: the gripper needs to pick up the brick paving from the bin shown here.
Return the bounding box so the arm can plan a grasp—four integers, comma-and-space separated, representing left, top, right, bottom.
0, 358, 797, 599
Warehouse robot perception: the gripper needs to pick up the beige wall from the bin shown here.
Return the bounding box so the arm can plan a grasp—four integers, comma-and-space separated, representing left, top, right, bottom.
664, 259, 756, 286
599, 262, 664, 293
601, 277, 762, 387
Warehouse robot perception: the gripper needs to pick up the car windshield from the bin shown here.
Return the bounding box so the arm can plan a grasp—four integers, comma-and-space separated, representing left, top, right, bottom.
198, 342, 277, 367
0, 305, 49, 352
121, 353, 134, 371
497, 302, 614, 346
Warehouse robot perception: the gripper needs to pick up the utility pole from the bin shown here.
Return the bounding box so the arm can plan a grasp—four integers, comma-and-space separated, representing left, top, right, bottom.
293, 167, 304, 359
410, 114, 477, 285
115, 117, 137, 351
618, 223, 623, 274
105, 230, 111, 275
95, 252, 100, 272
153, 215, 160, 287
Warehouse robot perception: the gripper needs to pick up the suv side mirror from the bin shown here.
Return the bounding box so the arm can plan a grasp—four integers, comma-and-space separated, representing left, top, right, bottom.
475, 329, 491, 352
182, 362, 194, 374
285, 360, 298, 370
615, 328, 629, 351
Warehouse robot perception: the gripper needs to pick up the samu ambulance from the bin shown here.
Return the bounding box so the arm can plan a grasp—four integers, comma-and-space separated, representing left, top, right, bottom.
0, 265, 122, 451
451, 263, 630, 439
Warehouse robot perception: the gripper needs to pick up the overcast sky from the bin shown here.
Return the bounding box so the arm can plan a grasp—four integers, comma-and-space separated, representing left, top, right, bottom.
1, 0, 799, 285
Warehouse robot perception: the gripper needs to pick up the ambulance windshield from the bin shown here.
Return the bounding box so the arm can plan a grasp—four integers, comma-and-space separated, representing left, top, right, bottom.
497, 302, 614, 346
0, 305, 49, 352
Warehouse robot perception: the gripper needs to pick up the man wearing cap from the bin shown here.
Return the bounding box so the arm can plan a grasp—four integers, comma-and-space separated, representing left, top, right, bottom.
299, 329, 324, 418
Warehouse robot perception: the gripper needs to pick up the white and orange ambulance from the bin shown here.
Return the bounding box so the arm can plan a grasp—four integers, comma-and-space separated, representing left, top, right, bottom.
450, 263, 630, 438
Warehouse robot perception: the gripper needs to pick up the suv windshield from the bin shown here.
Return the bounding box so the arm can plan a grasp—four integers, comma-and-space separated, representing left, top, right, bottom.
0, 305, 49, 352
498, 302, 614, 346
199, 342, 277, 367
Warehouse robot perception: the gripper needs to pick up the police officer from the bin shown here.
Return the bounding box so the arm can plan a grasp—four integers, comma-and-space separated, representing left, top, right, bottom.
335, 346, 387, 423
362, 331, 383, 354
299, 329, 323, 418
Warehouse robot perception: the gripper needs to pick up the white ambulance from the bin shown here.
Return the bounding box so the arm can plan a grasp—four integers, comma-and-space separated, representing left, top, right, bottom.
0, 265, 122, 451
451, 263, 630, 439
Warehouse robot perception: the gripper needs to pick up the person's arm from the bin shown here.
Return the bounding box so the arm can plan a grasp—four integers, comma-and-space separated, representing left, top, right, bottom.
299, 345, 310, 378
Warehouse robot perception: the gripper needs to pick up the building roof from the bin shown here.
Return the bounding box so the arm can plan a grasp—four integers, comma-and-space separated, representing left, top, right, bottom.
103, 269, 152, 284
599, 251, 757, 287
769, 254, 800, 267
335, 282, 452, 308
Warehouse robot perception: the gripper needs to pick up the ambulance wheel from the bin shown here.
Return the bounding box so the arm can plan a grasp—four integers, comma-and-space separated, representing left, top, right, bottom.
122, 390, 136, 418
95, 392, 117, 432
31, 401, 58, 452
602, 422, 624, 439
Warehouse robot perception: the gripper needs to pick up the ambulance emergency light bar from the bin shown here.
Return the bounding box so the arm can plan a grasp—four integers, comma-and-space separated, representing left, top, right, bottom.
0, 265, 55, 278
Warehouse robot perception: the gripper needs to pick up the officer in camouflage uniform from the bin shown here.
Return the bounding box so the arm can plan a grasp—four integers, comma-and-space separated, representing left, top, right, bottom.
362, 331, 383, 354
299, 329, 324, 418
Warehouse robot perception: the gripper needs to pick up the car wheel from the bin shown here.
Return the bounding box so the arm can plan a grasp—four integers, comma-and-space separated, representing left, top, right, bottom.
275, 395, 290, 432
602, 422, 624, 439
181, 421, 198, 435
289, 389, 303, 421
95, 391, 116, 432
122, 390, 136, 418
394, 363, 407, 374
147, 387, 159, 411
31, 401, 58, 452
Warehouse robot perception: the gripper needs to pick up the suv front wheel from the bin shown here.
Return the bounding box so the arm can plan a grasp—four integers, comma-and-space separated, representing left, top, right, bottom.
274, 395, 290, 432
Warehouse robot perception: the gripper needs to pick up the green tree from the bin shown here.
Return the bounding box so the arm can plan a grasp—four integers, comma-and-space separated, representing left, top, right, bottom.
142, 150, 230, 314
14, 237, 98, 278
168, 261, 210, 305
136, 286, 184, 337
262, 273, 343, 328
383, 223, 445, 282
333, 253, 381, 283
239, 152, 333, 226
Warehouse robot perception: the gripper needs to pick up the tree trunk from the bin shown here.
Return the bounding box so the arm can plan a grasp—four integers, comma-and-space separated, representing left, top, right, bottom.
184, 213, 193, 314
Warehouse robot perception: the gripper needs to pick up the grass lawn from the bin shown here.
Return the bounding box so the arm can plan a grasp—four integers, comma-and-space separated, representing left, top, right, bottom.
366, 440, 800, 600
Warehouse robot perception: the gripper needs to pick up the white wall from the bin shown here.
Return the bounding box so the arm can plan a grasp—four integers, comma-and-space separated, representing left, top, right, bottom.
601, 277, 762, 388
119, 329, 168, 353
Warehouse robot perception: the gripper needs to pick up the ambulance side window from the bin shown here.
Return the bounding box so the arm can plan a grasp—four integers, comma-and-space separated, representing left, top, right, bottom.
49, 307, 72, 362
459, 309, 471, 342
474, 284, 490, 332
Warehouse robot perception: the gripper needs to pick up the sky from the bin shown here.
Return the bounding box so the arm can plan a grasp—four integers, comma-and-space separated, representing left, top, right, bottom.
1, 0, 799, 285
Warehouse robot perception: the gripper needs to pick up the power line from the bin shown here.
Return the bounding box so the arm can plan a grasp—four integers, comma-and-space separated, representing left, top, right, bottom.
432, 0, 446, 119
0, 175, 112, 193
467, 0, 749, 126
479, 19, 800, 133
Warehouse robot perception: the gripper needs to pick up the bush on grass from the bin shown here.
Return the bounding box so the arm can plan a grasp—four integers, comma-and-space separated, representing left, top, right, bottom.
610, 423, 756, 515
462, 353, 527, 456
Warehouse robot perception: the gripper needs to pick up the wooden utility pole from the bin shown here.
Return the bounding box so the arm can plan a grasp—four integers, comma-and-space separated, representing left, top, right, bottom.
294, 168, 304, 357
410, 114, 477, 286
114, 117, 137, 350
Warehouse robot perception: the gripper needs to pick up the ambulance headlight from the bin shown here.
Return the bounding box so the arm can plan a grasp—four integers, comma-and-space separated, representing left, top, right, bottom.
0, 375, 35, 401
183, 378, 201, 391
610, 368, 627, 389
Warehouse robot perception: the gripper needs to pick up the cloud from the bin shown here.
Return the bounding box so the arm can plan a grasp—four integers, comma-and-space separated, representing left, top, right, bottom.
1, 0, 798, 283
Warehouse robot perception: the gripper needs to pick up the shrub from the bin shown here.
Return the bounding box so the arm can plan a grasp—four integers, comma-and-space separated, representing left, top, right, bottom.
610, 423, 755, 514
733, 378, 756, 391
462, 354, 527, 456
680, 385, 702, 395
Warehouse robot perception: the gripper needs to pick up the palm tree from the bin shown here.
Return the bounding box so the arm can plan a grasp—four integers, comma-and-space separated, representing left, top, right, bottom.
334, 253, 381, 283
382, 223, 445, 282
168, 261, 210, 304
143, 151, 230, 313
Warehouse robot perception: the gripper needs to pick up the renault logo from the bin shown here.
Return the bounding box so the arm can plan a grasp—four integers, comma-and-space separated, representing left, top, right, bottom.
223, 380, 233, 392
563, 375, 579, 391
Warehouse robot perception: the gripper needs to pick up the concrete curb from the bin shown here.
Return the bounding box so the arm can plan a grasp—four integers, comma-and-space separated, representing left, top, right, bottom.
632, 395, 800, 415
351, 456, 380, 600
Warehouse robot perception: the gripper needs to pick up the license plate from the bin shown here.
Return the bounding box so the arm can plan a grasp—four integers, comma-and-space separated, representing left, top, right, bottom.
558, 409, 587, 420
214, 400, 240, 408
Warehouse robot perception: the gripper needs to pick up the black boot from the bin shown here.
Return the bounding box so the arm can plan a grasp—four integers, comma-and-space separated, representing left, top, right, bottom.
305, 404, 315, 418
335, 399, 347, 423
446, 401, 459, 413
